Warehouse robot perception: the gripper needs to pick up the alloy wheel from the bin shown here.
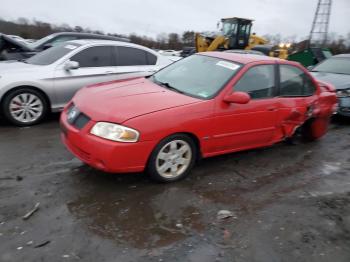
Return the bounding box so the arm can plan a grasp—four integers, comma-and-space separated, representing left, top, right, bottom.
156, 140, 192, 178
9, 93, 44, 123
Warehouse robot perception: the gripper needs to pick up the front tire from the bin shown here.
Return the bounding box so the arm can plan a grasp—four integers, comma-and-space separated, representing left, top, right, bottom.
147, 134, 197, 183
2, 88, 48, 126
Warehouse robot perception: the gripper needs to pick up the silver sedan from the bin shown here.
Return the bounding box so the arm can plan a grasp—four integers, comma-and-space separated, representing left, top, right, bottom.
0, 40, 177, 126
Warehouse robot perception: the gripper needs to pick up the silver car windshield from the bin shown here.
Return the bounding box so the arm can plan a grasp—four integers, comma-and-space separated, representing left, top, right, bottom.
312, 58, 350, 75
151, 55, 241, 99
28, 34, 55, 49
26, 43, 81, 65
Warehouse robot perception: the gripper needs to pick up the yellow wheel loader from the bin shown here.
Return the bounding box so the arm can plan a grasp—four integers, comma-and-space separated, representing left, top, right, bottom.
195, 17, 289, 59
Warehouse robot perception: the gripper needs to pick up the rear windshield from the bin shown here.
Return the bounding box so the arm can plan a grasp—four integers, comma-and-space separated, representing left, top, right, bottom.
26, 43, 81, 65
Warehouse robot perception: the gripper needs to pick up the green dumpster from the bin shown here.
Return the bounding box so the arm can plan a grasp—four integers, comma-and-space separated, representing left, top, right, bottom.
287, 48, 332, 67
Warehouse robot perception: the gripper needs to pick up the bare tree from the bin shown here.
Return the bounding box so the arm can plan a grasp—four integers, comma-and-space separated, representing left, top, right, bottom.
0, 17, 348, 53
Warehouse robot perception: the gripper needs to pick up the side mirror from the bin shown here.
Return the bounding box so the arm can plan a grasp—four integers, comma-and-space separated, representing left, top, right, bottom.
224, 92, 251, 104
307, 65, 314, 71
64, 60, 79, 71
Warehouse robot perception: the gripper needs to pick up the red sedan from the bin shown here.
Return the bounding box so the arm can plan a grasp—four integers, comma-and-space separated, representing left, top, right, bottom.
60, 52, 337, 182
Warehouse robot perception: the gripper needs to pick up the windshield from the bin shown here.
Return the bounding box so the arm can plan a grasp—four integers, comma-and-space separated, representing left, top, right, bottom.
28, 34, 55, 49
26, 43, 81, 65
222, 21, 237, 36
150, 55, 241, 99
312, 57, 350, 75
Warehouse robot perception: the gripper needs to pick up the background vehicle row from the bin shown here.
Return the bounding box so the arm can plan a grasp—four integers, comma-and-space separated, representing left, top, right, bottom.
0, 40, 176, 126
0, 32, 129, 61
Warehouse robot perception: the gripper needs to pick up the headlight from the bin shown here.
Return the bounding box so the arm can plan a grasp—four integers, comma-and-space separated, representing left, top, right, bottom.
90, 122, 139, 142
336, 89, 350, 98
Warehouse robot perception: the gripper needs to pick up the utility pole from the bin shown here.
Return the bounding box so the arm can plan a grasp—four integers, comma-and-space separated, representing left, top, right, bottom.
309, 0, 332, 47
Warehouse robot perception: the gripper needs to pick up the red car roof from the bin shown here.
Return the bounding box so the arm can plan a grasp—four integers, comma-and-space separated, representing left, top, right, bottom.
200, 51, 285, 65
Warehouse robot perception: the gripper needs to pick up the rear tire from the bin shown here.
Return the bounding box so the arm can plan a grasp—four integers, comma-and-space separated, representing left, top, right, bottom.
147, 134, 197, 183
300, 117, 330, 142
2, 88, 48, 126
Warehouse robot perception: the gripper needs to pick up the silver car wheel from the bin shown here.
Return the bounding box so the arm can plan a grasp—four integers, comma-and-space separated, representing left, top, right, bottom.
9, 93, 44, 123
156, 140, 192, 178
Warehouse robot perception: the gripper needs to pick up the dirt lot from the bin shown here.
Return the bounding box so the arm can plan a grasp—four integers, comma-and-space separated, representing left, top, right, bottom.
1, 115, 350, 262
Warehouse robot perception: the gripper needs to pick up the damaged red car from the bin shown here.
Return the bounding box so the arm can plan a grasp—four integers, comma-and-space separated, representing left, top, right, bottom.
60, 52, 337, 182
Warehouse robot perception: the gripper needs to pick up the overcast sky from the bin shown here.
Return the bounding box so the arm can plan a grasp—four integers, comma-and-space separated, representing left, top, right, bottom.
1, 0, 349, 39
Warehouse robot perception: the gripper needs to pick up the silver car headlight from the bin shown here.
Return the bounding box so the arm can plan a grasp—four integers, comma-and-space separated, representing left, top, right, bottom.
336, 89, 350, 98
90, 122, 139, 143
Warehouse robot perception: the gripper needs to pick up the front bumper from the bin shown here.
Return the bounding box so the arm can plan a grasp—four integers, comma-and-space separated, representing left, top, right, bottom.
337, 97, 350, 117
60, 110, 156, 173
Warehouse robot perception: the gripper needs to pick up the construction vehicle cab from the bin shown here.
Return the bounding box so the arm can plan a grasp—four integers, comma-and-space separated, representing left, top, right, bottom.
221, 17, 252, 49
195, 17, 253, 52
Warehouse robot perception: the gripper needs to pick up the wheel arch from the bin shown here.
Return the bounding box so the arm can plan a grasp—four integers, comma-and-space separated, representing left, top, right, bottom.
180, 132, 202, 159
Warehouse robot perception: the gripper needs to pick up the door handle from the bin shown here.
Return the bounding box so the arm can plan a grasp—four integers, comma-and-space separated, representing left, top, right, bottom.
267, 107, 277, 111
104, 71, 115, 74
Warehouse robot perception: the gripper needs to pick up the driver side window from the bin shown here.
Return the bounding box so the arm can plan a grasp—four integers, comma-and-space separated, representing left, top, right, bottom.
233, 65, 275, 99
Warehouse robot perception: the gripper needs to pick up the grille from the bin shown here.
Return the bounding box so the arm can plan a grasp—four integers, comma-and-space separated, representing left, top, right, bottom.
74, 113, 90, 129
67, 105, 91, 130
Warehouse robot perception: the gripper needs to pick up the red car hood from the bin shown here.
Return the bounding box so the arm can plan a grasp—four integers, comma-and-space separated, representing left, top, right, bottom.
73, 78, 201, 123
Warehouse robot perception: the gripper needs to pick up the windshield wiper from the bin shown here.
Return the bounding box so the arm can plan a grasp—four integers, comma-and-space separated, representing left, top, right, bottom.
152, 77, 184, 94
311, 70, 349, 75
331, 72, 350, 75
160, 82, 185, 94
18, 59, 28, 63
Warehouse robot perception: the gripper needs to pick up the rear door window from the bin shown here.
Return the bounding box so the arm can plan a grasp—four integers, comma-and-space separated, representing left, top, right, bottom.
279, 65, 316, 96
70, 46, 115, 67
116, 46, 157, 66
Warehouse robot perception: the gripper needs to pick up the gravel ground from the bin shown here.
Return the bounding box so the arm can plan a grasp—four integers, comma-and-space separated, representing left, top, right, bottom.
1, 115, 350, 262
